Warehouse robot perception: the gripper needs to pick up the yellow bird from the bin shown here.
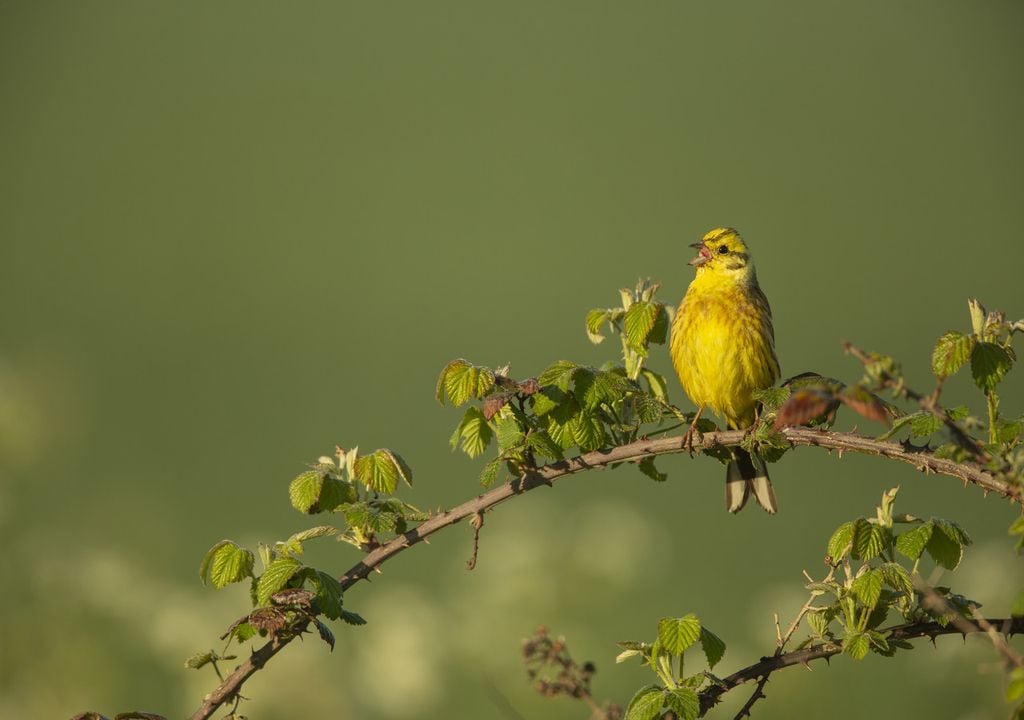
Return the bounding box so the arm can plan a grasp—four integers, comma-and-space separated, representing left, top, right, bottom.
670, 228, 780, 513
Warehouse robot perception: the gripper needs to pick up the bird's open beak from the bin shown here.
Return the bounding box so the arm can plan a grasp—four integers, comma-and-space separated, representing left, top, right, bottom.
688, 242, 712, 267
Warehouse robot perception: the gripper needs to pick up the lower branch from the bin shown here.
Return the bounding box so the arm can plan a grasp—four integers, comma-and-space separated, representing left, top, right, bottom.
697, 617, 1024, 716
190, 427, 1019, 720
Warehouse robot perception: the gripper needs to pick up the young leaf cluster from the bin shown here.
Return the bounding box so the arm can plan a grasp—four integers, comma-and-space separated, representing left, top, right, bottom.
615, 614, 725, 720
438, 282, 683, 487
806, 488, 974, 660
196, 446, 419, 658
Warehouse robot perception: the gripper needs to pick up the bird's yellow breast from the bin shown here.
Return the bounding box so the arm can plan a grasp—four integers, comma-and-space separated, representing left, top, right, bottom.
670, 270, 779, 428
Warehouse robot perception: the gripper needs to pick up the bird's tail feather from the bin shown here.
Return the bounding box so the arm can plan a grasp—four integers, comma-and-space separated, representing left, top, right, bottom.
726, 448, 777, 514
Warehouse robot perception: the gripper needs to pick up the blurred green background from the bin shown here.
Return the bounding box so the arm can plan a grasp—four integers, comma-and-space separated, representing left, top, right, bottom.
2, 2, 1023, 718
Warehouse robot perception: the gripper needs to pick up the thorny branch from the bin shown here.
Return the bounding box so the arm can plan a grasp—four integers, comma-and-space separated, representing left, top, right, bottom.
190, 426, 1021, 719
696, 617, 1024, 716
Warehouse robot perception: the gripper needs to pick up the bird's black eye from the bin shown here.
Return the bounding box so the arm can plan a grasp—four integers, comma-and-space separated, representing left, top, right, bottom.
718, 245, 729, 254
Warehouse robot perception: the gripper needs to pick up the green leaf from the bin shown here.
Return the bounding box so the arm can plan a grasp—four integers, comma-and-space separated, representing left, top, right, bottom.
807, 610, 832, 637
538, 360, 579, 392
586, 308, 610, 344
185, 651, 215, 670
753, 385, 792, 413
625, 685, 664, 720
657, 614, 702, 655
699, 627, 726, 669
931, 331, 975, 379
494, 412, 526, 451
318, 474, 357, 512
201, 540, 255, 589
450, 407, 493, 459
313, 618, 336, 650
879, 562, 913, 595
663, 687, 699, 720
648, 306, 670, 345
895, 521, 934, 561
255, 557, 303, 606
282, 525, 338, 556
340, 609, 367, 625
531, 386, 566, 416
309, 569, 344, 620
640, 368, 670, 401
827, 521, 855, 562
971, 342, 1014, 392
624, 301, 659, 354
526, 430, 564, 460
926, 519, 968, 570
637, 456, 667, 482
909, 412, 943, 438
289, 471, 324, 514
571, 412, 605, 451
852, 519, 889, 561
354, 449, 412, 495
852, 569, 884, 609
843, 631, 870, 661
478, 456, 502, 487
576, 370, 626, 411
437, 359, 495, 406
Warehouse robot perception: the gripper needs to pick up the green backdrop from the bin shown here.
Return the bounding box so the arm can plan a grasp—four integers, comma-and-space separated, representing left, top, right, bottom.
2, 2, 1022, 718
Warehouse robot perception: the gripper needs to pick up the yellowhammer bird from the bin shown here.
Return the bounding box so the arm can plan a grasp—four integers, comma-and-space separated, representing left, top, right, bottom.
670, 228, 780, 513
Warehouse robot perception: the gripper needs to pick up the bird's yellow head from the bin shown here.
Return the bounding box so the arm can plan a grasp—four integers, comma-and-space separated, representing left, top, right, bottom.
688, 227, 752, 274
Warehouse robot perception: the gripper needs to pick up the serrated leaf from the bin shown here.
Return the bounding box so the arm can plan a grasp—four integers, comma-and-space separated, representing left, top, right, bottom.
879, 562, 913, 595
852, 519, 889, 561
657, 615, 702, 655
340, 609, 367, 625
586, 308, 610, 344
699, 627, 725, 669
895, 521, 934, 560
931, 331, 976, 379
354, 449, 407, 495
971, 342, 1014, 392
753, 385, 793, 413
663, 687, 699, 720
437, 359, 495, 406
577, 370, 626, 411
843, 632, 870, 660
313, 618, 335, 650
648, 305, 670, 345
640, 368, 670, 401
309, 569, 344, 619
827, 521, 855, 562
926, 520, 965, 570
807, 611, 831, 637
185, 651, 214, 669
624, 301, 659, 354
479, 456, 502, 487
255, 557, 303, 606
616, 648, 643, 664
494, 412, 525, 451
625, 685, 664, 720
637, 456, 667, 482
852, 569, 884, 609
202, 541, 255, 589
571, 412, 605, 450
909, 412, 943, 438
289, 471, 324, 514
538, 360, 579, 391
526, 430, 564, 460
288, 525, 339, 546
451, 407, 493, 459
531, 386, 565, 416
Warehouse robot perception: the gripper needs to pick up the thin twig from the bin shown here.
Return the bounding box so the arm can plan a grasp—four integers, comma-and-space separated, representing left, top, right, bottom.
189, 427, 1019, 719
913, 575, 1024, 669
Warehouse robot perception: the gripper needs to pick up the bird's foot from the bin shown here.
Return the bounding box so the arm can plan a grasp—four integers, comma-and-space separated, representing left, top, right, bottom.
681, 408, 705, 456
